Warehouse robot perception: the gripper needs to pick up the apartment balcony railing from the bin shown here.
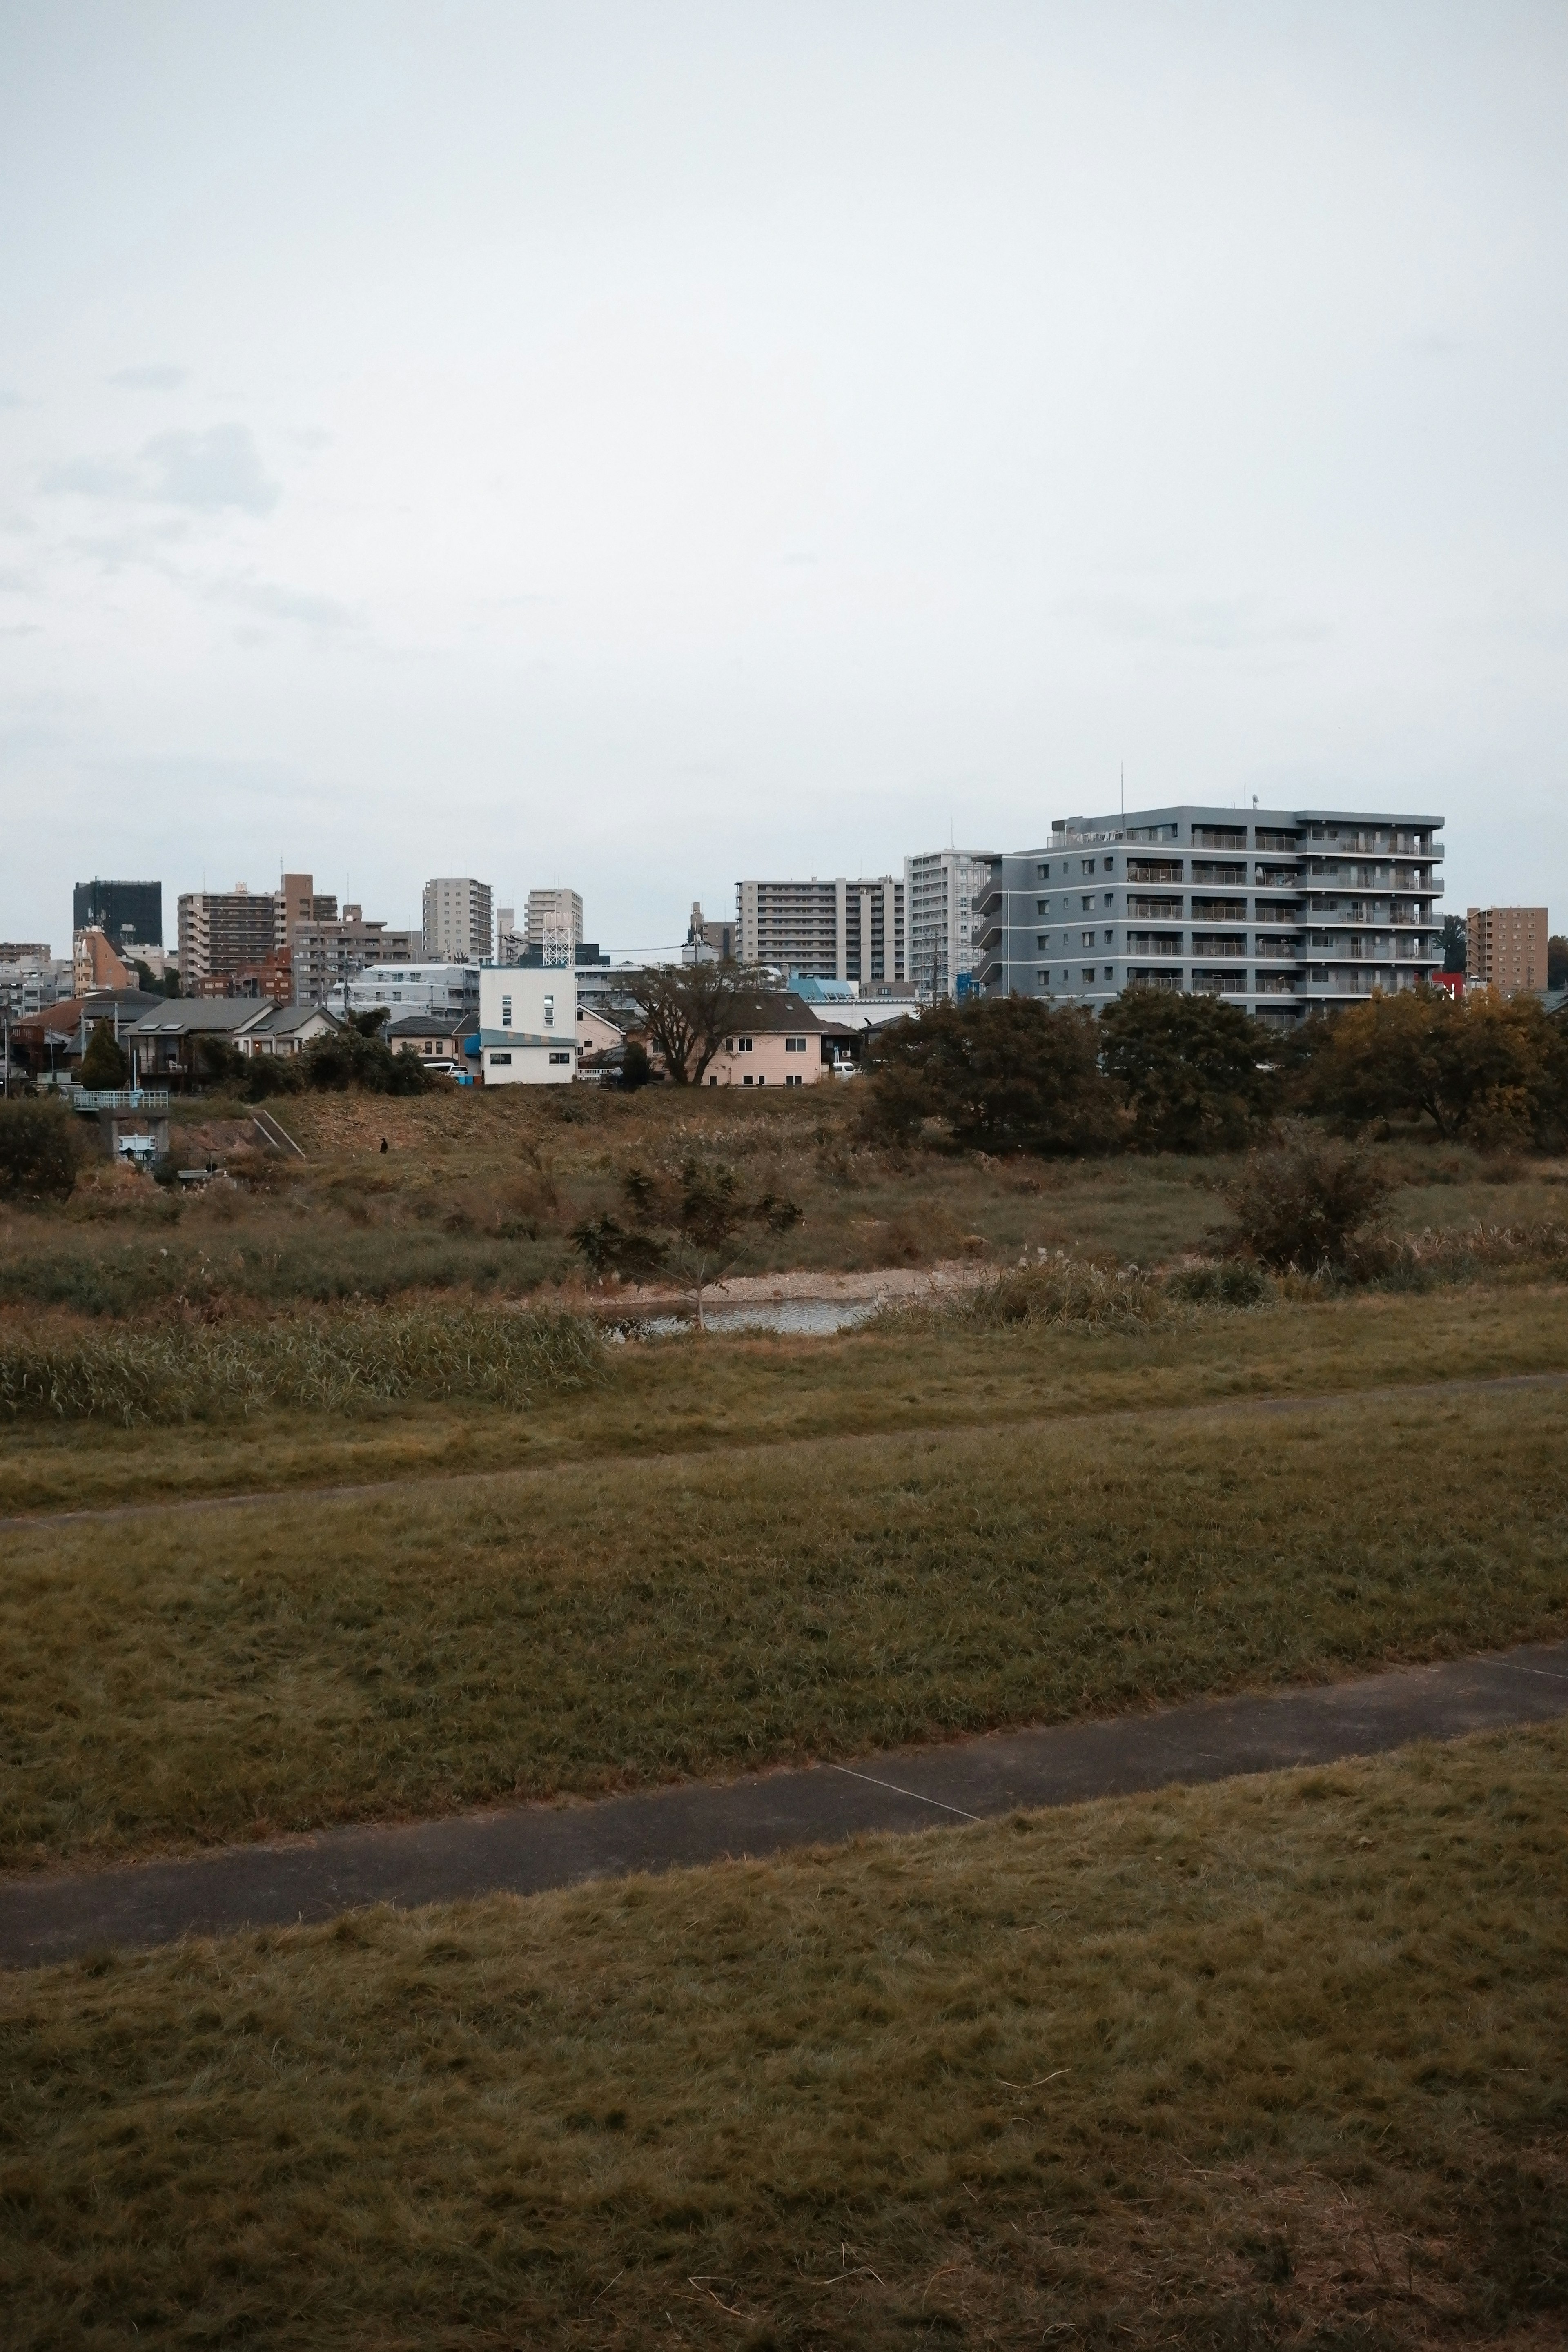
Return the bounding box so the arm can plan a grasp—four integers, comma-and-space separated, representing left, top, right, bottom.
1191, 971, 1249, 994
1126, 933, 1184, 956
1254, 938, 1302, 959
1190, 898, 1248, 920
1127, 970, 1182, 991
1127, 897, 1184, 918
1189, 935, 1248, 957
1254, 906, 1301, 924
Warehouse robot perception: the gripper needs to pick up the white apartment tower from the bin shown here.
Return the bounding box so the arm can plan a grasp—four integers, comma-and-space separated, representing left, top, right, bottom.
736, 875, 905, 985
422, 876, 493, 963
905, 850, 1001, 1001
525, 888, 584, 950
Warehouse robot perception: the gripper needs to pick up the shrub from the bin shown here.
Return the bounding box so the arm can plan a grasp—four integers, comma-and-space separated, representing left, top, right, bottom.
570, 1215, 668, 1282
1165, 1260, 1273, 1307
862, 998, 1122, 1156
1098, 987, 1274, 1150
300, 1027, 430, 1095
1222, 1121, 1391, 1273
0, 1098, 84, 1204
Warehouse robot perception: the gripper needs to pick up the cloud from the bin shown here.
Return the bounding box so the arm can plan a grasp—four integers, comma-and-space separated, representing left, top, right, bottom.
141, 426, 278, 514
217, 577, 355, 630
0, 390, 22, 410
1068, 591, 1331, 654
42, 424, 279, 517
107, 365, 189, 390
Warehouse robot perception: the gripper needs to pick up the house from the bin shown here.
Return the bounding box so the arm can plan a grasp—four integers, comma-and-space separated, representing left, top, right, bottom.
9, 990, 164, 1081
123, 999, 262, 1085
235, 1003, 342, 1057
476, 965, 577, 1085
576, 1005, 625, 1065
702, 994, 858, 1087
385, 1010, 479, 1074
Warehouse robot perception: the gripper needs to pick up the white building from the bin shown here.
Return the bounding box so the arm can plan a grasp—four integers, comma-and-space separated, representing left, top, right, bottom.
345, 962, 480, 1020
477, 964, 577, 1085
422, 876, 493, 962
525, 887, 584, 949
905, 850, 1001, 1001
736, 875, 905, 984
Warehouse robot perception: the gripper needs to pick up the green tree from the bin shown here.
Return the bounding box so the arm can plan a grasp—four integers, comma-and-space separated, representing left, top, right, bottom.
1439, 913, 1467, 976
0, 1098, 84, 1203
301, 1024, 429, 1095
862, 996, 1121, 1156
77, 1021, 129, 1089
1098, 986, 1274, 1151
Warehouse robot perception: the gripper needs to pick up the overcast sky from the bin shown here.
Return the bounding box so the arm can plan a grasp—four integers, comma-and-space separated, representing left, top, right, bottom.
3, 2, 1565, 957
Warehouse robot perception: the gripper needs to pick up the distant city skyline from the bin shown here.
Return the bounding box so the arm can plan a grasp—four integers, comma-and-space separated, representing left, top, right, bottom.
4, 4, 1566, 950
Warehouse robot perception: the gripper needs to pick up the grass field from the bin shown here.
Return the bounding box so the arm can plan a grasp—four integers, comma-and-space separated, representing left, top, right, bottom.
4, 1378, 1566, 1869
2, 1723, 1564, 2348
4, 1082, 1566, 1315
2, 1275, 1566, 1515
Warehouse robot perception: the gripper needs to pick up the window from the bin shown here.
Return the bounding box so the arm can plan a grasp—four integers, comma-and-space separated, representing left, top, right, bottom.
1037, 862, 1051, 879
548, 1049, 570, 1065
1082, 896, 1094, 912
1082, 968, 1096, 985
1104, 930, 1114, 946
489, 1051, 512, 1067
1103, 966, 1114, 981
785, 1073, 802, 1087
786, 1035, 806, 1052
1036, 899, 1048, 915
500, 993, 512, 1028
543, 993, 555, 1028
737, 1035, 753, 1051
1082, 858, 1096, 875
708, 1074, 718, 1086
742, 1074, 753, 1086
1082, 930, 1094, 948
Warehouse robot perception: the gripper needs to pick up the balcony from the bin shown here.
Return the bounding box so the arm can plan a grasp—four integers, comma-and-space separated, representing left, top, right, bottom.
1192, 826, 1248, 850
1127, 932, 1183, 956
1254, 904, 1301, 924
1254, 938, 1302, 960
1127, 895, 1183, 918
1189, 935, 1247, 957
1191, 971, 1249, 995
1190, 898, 1247, 920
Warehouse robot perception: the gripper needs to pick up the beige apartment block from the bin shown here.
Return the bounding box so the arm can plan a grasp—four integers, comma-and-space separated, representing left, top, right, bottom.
1467, 905, 1548, 995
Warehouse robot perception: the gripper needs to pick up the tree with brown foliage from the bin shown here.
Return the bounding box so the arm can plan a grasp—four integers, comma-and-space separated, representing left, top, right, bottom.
862, 996, 1121, 1156
1307, 982, 1568, 1147
633, 960, 761, 1085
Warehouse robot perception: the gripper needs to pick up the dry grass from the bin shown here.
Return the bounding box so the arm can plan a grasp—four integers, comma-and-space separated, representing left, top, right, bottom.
3, 1383, 1565, 1869
2, 1724, 1565, 2348
9, 1084, 1560, 1317
0, 1302, 600, 1425
2, 1275, 1566, 1516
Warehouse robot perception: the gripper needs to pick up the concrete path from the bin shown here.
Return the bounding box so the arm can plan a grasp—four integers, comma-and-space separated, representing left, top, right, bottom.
3, 1366, 1565, 1538
4, 1639, 1565, 1971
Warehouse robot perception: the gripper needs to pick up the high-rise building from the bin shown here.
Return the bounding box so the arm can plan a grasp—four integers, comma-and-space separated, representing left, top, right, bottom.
525, 888, 584, 949
178, 886, 280, 990
905, 851, 1001, 1001
735, 876, 905, 985
291, 906, 419, 1006
683, 902, 738, 964
422, 876, 493, 962
73, 878, 162, 950
276, 873, 339, 947
496, 906, 524, 965
975, 805, 1444, 1025
1466, 906, 1548, 996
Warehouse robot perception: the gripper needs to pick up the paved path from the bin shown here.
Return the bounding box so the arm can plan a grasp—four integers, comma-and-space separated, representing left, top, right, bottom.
3, 1366, 1564, 1538
4, 1640, 1565, 1971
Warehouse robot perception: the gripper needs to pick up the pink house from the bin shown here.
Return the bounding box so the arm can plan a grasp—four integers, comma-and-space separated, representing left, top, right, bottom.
703, 996, 857, 1087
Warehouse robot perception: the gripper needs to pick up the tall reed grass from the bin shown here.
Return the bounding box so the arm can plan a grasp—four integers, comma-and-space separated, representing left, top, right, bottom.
0, 1305, 602, 1425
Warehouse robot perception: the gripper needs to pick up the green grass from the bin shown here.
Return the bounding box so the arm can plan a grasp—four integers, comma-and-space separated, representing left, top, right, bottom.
3, 1276, 1566, 1515
4, 1382, 1566, 1868
2, 1724, 1564, 2348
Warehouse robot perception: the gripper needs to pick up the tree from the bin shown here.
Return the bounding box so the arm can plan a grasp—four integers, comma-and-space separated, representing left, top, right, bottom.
1222, 1121, 1390, 1273
0, 1098, 83, 1203
862, 996, 1121, 1156
634, 961, 760, 1085
1098, 986, 1273, 1151
1439, 913, 1467, 976
77, 1020, 129, 1089
1549, 935, 1568, 990
1310, 983, 1567, 1145
301, 1025, 429, 1094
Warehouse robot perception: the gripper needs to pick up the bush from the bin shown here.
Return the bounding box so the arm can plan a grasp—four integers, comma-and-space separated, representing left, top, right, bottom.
300, 1027, 430, 1094
1222, 1121, 1391, 1273
0, 1098, 84, 1204
0, 1305, 602, 1425
570, 1215, 668, 1282
1098, 987, 1274, 1150
1165, 1260, 1273, 1307
862, 998, 1121, 1156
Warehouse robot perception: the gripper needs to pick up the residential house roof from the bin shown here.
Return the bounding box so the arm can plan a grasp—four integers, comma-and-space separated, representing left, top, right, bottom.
385, 1011, 479, 1040
125, 999, 266, 1038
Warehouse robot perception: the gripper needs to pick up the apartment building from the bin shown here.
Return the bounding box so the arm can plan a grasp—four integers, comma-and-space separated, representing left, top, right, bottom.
344, 962, 481, 1022
177, 886, 280, 990
422, 876, 493, 962
291, 907, 419, 1006
525, 888, 584, 950
1467, 906, 1548, 996
905, 850, 1001, 1001
73, 878, 162, 950
976, 805, 1444, 1023
684, 901, 738, 964
736, 875, 905, 985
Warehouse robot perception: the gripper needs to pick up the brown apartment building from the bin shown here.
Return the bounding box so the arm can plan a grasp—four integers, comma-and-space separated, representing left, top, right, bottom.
1467, 905, 1548, 995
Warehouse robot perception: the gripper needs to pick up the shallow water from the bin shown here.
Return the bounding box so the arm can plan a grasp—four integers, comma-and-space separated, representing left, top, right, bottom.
606, 1297, 884, 1340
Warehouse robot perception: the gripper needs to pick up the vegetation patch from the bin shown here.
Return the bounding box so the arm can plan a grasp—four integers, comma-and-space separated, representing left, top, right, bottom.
2, 1726, 1564, 2347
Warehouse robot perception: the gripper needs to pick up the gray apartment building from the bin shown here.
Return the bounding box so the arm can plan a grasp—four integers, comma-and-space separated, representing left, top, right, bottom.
737, 875, 906, 985
976, 804, 1444, 1023
422, 876, 494, 963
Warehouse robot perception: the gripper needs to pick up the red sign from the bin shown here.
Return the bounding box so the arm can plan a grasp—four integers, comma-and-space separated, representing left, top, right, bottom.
1432, 971, 1463, 998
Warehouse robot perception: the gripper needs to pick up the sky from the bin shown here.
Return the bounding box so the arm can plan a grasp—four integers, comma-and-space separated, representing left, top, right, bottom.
3, 0, 1566, 959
